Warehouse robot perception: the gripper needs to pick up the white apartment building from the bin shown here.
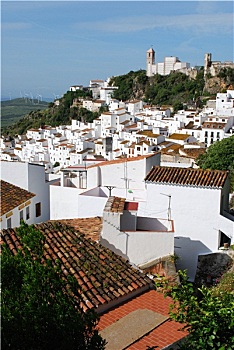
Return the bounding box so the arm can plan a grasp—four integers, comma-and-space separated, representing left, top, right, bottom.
201, 116, 234, 147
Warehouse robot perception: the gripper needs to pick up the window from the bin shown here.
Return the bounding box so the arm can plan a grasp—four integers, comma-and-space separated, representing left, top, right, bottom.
137, 147, 141, 151
35, 203, 41, 217
205, 131, 208, 137
7, 218, 11, 229
26, 206, 30, 220
211, 132, 214, 137
19, 210, 24, 222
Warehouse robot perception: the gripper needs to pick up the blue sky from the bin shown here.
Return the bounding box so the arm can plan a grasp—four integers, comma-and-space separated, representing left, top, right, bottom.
1, 1, 233, 100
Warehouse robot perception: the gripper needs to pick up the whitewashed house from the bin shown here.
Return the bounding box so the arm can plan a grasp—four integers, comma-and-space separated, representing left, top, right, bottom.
166, 133, 197, 145
140, 166, 234, 280
0, 180, 37, 229
1, 161, 51, 224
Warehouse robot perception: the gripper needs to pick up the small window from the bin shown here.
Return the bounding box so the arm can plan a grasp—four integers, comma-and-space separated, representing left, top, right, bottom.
7, 218, 12, 229
26, 206, 30, 220
35, 203, 41, 217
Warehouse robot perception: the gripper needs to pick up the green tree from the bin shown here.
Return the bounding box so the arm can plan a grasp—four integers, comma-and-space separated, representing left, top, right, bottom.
156, 270, 234, 349
196, 136, 234, 171
1, 222, 106, 350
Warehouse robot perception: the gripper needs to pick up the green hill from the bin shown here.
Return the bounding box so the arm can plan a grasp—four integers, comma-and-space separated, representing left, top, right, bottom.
1, 98, 49, 128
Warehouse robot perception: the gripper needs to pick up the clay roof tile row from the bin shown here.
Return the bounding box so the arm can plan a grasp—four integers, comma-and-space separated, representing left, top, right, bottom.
144, 166, 228, 188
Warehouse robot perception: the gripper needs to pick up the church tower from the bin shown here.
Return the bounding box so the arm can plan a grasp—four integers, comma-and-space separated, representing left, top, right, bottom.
146, 47, 155, 77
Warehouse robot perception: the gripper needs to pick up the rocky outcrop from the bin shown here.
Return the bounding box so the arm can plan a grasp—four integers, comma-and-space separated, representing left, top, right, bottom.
204, 76, 233, 95
194, 250, 234, 288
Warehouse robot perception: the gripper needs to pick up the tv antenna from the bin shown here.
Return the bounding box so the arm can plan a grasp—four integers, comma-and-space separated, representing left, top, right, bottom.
121, 160, 132, 198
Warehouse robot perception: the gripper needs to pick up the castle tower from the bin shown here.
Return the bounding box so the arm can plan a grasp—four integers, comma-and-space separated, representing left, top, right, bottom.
146, 47, 155, 77
204, 53, 212, 77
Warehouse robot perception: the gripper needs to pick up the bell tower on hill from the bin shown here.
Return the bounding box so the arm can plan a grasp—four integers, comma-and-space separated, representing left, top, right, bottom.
146, 47, 155, 77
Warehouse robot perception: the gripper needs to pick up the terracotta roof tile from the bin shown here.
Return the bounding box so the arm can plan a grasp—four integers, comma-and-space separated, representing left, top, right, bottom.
145, 166, 228, 188
136, 130, 160, 138
87, 153, 157, 169
104, 197, 126, 213
0, 180, 36, 216
180, 148, 206, 159
1, 222, 151, 311
49, 217, 102, 241
168, 133, 190, 140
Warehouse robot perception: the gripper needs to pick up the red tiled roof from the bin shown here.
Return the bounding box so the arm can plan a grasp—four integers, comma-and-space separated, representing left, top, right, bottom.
98, 289, 188, 349
168, 133, 190, 140
136, 130, 160, 138
0, 180, 36, 216
144, 166, 228, 188
49, 217, 102, 241
1, 222, 151, 312
87, 153, 157, 169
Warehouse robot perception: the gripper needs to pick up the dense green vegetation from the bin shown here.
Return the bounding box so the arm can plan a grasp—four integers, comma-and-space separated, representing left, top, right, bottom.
109, 68, 205, 111
109, 69, 148, 101
1, 98, 49, 128
156, 270, 234, 349
217, 67, 234, 87
1, 222, 106, 350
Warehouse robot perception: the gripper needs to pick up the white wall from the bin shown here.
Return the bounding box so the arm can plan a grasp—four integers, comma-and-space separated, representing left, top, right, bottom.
50, 185, 107, 219
101, 211, 174, 265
